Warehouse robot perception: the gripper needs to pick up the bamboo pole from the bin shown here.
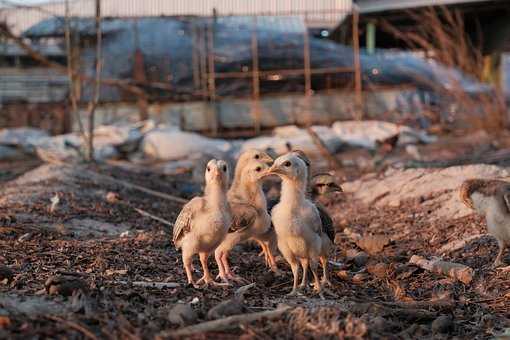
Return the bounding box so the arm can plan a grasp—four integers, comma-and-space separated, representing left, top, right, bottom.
303, 26, 312, 126
352, 5, 363, 120
87, 0, 102, 161
206, 18, 218, 136
251, 15, 261, 134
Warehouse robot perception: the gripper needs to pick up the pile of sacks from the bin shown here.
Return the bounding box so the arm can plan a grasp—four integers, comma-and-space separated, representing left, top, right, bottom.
0, 120, 436, 167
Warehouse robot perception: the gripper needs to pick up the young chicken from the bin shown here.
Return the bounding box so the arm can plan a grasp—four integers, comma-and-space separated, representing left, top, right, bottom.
266, 153, 323, 295
460, 179, 510, 267
263, 150, 343, 285
310, 173, 343, 286
173, 159, 231, 286
215, 149, 276, 283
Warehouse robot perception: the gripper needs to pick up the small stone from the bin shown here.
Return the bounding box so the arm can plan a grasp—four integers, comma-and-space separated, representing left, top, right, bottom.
352, 272, 369, 283
168, 303, 197, 326
0, 316, 11, 328
45, 275, 88, 297
18, 233, 32, 242
370, 316, 388, 332
207, 297, 245, 320
336, 270, 350, 280
367, 263, 388, 279
106, 192, 120, 204
346, 249, 369, 267
0, 266, 13, 283
431, 315, 453, 334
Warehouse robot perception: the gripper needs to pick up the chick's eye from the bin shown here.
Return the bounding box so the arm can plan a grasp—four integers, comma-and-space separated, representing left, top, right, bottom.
206, 167, 210, 172
222, 165, 227, 172
255, 166, 262, 172
284, 161, 291, 167
317, 183, 325, 187
254, 154, 260, 159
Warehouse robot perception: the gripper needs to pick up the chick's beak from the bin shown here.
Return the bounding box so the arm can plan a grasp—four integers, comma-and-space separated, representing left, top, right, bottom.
265, 164, 285, 177
260, 154, 274, 166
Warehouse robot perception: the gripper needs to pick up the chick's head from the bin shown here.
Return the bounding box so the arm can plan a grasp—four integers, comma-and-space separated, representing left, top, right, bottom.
205, 159, 230, 190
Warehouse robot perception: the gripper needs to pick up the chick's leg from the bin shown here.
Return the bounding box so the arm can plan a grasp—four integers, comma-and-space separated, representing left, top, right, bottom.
299, 258, 309, 290
493, 240, 507, 268
320, 256, 332, 287
265, 240, 281, 275
214, 248, 230, 284
221, 250, 247, 283
310, 260, 321, 293
182, 249, 194, 286
196, 252, 226, 287
288, 260, 300, 296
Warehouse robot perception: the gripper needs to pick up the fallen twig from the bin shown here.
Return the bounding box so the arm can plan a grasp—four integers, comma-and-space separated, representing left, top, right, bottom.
46, 315, 98, 340
82, 168, 188, 204
438, 234, 489, 255
111, 281, 180, 289
158, 306, 292, 338
409, 255, 473, 284
133, 207, 174, 227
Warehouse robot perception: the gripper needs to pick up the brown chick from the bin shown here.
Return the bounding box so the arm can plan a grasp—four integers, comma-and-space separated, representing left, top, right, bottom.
173, 159, 231, 286
460, 179, 510, 268
266, 153, 323, 295
215, 149, 276, 283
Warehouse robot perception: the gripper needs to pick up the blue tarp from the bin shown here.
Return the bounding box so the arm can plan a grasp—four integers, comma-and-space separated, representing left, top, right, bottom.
24, 15, 492, 102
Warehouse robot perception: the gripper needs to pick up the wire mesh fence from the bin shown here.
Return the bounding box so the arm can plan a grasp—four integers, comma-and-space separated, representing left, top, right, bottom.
0, 0, 362, 135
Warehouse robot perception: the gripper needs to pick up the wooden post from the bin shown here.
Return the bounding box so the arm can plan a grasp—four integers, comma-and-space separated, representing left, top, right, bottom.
207, 19, 218, 135
303, 26, 312, 125
251, 16, 261, 134
191, 22, 200, 91
352, 6, 363, 120
87, 0, 102, 161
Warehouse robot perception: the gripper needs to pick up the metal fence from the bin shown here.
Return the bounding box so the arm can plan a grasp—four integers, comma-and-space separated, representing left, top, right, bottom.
0, 0, 361, 135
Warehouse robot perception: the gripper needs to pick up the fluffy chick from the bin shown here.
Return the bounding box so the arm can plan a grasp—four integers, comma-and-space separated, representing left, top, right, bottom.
460, 179, 510, 267
214, 150, 276, 283
266, 153, 323, 295
173, 159, 231, 286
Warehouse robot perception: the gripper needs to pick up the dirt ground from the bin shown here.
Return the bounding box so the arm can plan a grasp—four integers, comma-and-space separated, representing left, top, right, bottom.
1, 135, 510, 339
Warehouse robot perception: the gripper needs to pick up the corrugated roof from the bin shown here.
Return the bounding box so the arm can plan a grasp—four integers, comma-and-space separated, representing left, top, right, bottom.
355, 0, 499, 13
0, 0, 352, 35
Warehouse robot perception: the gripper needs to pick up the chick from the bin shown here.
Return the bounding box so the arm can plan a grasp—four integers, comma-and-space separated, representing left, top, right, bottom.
215, 150, 276, 283
264, 150, 343, 284
460, 179, 510, 268
173, 159, 231, 286
310, 173, 343, 285
266, 153, 323, 295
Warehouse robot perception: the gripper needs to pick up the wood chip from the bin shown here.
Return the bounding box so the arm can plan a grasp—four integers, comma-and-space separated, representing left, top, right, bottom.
409, 255, 473, 285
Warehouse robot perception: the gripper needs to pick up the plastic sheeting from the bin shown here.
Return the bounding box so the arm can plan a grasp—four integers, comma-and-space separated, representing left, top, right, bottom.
24, 16, 492, 103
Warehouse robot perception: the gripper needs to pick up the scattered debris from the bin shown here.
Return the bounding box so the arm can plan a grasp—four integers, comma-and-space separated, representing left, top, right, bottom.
0, 266, 13, 283
207, 283, 255, 320
49, 193, 60, 213
113, 281, 180, 289
168, 303, 197, 326
409, 255, 474, 284
431, 315, 454, 334
438, 234, 489, 254
356, 235, 391, 254
331, 120, 436, 150
161, 305, 292, 338
343, 164, 510, 220
45, 275, 88, 297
